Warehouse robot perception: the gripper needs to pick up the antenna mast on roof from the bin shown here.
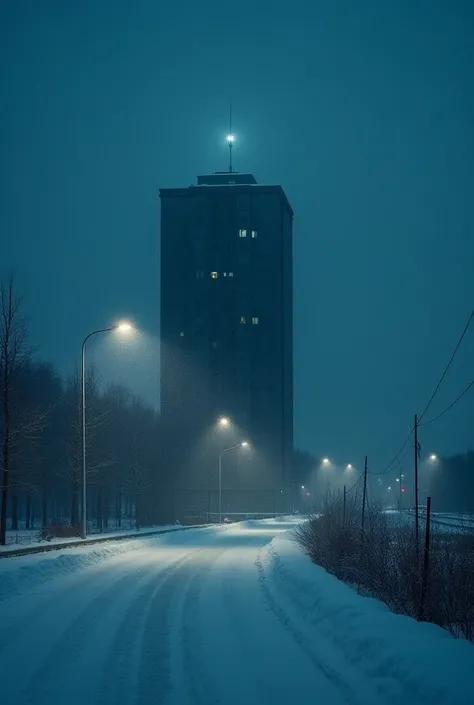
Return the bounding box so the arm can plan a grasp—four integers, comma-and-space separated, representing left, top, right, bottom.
226, 101, 235, 173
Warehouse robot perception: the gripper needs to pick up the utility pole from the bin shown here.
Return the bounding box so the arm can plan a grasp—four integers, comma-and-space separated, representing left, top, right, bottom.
343, 485, 346, 524
207, 470, 211, 523
361, 455, 368, 537
218, 453, 223, 524
414, 413, 419, 549
399, 468, 403, 512
418, 496, 432, 621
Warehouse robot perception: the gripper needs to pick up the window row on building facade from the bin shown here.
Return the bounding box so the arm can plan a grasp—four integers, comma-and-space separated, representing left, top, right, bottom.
209, 271, 234, 278
239, 229, 257, 238
178, 315, 259, 337
196, 270, 234, 278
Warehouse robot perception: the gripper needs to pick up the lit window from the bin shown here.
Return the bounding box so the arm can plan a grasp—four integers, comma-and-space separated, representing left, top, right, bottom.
240, 316, 246, 324
223, 272, 227, 277
251, 230, 257, 238
210, 272, 218, 279
252, 317, 259, 325
239, 229, 247, 238
179, 331, 184, 337
228, 272, 234, 277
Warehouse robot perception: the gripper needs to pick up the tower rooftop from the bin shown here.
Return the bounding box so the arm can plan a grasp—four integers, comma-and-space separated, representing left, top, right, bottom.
197, 172, 257, 186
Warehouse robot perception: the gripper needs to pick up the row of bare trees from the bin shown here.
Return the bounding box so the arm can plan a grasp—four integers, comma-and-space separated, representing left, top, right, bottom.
0, 276, 166, 545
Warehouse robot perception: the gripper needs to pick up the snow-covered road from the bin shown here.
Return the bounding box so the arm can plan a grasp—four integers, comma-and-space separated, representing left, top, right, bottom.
0, 518, 473, 705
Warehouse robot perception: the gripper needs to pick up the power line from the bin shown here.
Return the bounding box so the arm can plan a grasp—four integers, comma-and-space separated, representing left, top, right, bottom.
384, 446, 411, 476
373, 308, 473, 477
346, 472, 363, 494
419, 378, 474, 427
369, 429, 413, 476
418, 308, 474, 423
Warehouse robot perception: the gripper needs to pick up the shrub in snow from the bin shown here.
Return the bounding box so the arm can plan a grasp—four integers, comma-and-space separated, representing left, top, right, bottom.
295, 490, 474, 641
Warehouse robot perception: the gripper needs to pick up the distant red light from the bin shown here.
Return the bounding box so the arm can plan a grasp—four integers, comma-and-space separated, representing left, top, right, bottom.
305, 492, 310, 496
401, 487, 405, 492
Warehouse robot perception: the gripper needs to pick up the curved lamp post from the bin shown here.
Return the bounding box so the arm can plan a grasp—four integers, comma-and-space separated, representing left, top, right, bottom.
218, 441, 249, 524
81, 321, 133, 538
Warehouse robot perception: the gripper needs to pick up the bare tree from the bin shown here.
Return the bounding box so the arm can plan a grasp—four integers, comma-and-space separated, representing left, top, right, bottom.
0, 275, 30, 544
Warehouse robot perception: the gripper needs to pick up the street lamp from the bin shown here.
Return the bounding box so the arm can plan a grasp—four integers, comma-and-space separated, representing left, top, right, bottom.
346, 464, 353, 471
429, 454, 438, 461
81, 321, 133, 539
217, 416, 231, 428
322, 458, 330, 466
218, 441, 249, 523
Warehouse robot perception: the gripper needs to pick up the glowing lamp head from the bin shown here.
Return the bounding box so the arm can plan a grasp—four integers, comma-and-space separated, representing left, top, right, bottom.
430, 454, 438, 461
322, 458, 330, 465
116, 321, 133, 333
241, 441, 249, 448
218, 417, 231, 428
346, 464, 353, 470
226, 134, 235, 143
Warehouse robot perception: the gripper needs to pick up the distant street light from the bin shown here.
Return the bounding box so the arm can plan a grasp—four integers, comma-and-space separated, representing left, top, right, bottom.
301, 485, 305, 490
346, 464, 353, 470
429, 454, 438, 461
218, 416, 231, 428
322, 458, 330, 466
81, 321, 134, 539
218, 442, 250, 523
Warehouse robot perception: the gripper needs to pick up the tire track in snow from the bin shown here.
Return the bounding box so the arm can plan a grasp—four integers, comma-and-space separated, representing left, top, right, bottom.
10, 561, 170, 705
0, 548, 157, 657
134, 565, 187, 704
135, 546, 225, 705
178, 547, 226, 705
97, 548, 207, 705
255, 547, 362, 705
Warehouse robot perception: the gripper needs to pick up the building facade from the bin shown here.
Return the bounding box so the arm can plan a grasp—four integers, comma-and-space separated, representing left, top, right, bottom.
159, 171, 293, 519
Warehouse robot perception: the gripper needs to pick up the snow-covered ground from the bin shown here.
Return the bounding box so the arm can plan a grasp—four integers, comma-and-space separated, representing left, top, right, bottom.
0, 524, 184, 554
0, 517, 472, 705
387, 509, 474, 534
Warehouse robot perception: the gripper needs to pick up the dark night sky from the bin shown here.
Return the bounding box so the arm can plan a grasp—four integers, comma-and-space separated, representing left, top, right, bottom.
1, 0, 473, 471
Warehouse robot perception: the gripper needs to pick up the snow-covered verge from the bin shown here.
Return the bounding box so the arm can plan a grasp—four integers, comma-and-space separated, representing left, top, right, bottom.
0, 526, 215, 602
261, 531, 474, 705
0, 524, 181, 553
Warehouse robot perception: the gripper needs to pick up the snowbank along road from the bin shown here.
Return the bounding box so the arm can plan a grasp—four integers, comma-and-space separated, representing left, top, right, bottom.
0, 517, 473, 705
